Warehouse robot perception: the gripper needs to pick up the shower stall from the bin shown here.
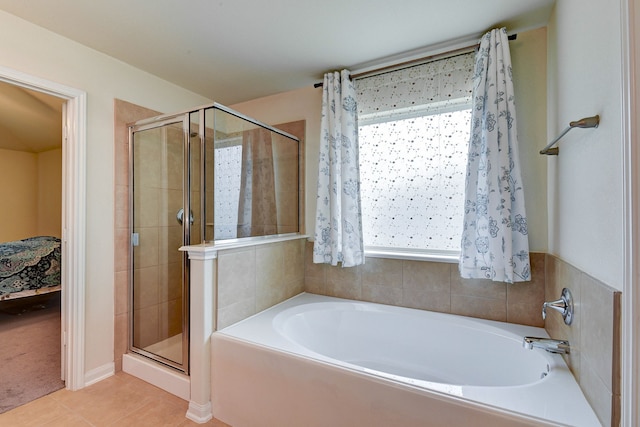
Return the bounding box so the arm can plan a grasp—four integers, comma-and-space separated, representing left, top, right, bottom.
128, 103, 300, 374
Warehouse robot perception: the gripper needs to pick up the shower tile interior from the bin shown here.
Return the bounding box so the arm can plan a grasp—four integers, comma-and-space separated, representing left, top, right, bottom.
114, 99, 162, 372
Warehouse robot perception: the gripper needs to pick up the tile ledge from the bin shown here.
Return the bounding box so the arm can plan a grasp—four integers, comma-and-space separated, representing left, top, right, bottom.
181, 234, 308, 260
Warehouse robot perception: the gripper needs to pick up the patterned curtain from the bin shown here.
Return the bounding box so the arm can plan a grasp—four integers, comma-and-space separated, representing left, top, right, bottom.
237, 128, 277, 237
459, 28, 531, 283
313, 70, 364, 267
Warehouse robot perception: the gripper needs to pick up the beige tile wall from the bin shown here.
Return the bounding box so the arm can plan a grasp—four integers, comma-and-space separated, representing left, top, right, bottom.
545, 254, 621, 427
114, 99, 162, 372
216, 238, 305, 329
305, 241, 546, 327
129, 125, 185, 349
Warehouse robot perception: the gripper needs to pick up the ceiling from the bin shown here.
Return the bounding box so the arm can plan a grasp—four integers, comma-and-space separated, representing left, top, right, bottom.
0, 1, 555, 153
0, 80, 63, 153
0, 0, 555, 106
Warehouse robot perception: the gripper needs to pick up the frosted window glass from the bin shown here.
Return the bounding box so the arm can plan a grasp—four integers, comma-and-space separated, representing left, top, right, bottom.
356, 52, 474, 254
214, 144, 242, 239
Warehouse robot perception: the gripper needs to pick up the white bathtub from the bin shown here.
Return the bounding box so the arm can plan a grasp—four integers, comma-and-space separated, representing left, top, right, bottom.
211, 293, 600, 427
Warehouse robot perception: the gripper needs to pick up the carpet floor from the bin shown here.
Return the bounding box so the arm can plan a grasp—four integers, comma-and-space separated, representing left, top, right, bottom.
0, 292, 64, 414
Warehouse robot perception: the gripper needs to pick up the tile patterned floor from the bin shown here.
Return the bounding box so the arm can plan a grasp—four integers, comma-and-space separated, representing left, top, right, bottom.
0, 372, 230, 426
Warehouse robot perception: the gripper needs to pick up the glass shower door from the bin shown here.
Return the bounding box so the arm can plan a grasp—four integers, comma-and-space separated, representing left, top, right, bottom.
130, 117, 190, 373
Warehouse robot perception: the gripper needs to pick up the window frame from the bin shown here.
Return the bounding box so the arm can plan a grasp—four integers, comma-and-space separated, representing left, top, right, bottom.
355, 54, 474, 262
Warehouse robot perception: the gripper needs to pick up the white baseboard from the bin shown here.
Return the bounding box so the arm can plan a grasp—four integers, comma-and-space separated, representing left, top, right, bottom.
83, 362, 115, 387
122, 353, 190, 400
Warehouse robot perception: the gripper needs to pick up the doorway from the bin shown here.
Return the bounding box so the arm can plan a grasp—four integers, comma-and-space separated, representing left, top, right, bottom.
0, 66, 87, 391
0, 80, 64, 411
129, 116, 197, 373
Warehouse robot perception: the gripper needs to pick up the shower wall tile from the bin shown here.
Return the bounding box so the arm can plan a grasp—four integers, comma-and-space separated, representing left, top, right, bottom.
304, 242, 326, 280
218, 299, 256, 330
581, 273, 619, 392
134, 187, 160, 228
361, 258, 404, 306
114, 270, 129, 316
275, 120, 306, 235
304, 241, 546, 328
507, 252, 545, 327
403, 260, 450, 292
113, 99, 163, 372
545, 254, 582, 378
304, 274, 326, 295
450, 275, 506, 300
114, 227, 131, 273
450, 295, 506, 322
159, 225, 183, 265
216, 237, 307, 330
362, 257, 403, 288
133, 305, 160, 349
362, 283, 404, 306
114, 184, 129, 229
160, 298, 183, 338
256, 243, 284, 290
133, 266, 159, 309
160, 189, 182, 227
133, 227, 159, 269
326, 264, 362, 299
114, 313, 128, 372
402, 287, 451, 313
283, 239, 305, 284
256, 243, 285, 312
579, 363, 616, 427
217, 247, 256, 310
159, 262, 182, 302
113, 134, 130, 187
544, 254, 621, 427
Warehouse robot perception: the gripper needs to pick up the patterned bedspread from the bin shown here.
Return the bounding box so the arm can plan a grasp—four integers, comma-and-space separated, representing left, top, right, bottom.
0, 236, 61, 297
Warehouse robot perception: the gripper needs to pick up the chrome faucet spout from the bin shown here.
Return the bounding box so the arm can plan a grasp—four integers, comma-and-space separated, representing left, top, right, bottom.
523, 336, 570, 354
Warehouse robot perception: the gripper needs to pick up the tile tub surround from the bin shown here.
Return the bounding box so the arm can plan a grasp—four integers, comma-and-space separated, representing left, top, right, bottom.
304, 245, 621, 425
545, 254, 621, 427
304, 241, 546, 327
216, 238, 306, 329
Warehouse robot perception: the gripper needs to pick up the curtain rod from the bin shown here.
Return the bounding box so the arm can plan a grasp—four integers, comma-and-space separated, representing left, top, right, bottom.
313, 33, 517, 88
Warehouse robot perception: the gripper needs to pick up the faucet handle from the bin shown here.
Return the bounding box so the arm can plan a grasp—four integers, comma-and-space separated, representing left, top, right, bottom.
542, 297, 566, 319
542, 288, 574, 325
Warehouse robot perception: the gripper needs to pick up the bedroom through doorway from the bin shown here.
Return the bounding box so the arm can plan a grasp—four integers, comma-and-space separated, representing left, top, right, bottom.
0, 80, 65, 413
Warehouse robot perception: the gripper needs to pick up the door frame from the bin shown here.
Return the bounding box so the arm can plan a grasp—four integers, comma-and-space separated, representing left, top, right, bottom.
0, 65, 87, 390
128, 114, 191, 374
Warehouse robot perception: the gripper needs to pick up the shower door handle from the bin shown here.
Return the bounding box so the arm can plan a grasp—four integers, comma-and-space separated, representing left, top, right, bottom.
176, 208, 194, 225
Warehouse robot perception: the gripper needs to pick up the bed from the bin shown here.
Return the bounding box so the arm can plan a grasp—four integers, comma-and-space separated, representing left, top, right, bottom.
0, 236, 61, 300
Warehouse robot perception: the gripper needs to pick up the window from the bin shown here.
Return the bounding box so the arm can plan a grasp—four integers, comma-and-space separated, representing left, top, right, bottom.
355, 51, 474, 259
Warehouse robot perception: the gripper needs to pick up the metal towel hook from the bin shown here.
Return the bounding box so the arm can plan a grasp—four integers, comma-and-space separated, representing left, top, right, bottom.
540, 115, 600, 156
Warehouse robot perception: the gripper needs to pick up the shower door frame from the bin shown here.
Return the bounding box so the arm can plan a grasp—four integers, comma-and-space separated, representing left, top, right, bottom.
128, 113, 192, 374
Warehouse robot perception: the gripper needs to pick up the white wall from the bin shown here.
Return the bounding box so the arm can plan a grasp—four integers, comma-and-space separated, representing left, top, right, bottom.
511, 27, 548, 253
547, 1, 624, 290
37, 148, 62, 238
0, 148, 37, 241
0, 10, 211, 375
232, 28, 549, 253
